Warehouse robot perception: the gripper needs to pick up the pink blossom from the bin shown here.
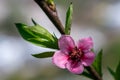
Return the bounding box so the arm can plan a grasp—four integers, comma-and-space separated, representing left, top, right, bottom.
52, 35, 95, 74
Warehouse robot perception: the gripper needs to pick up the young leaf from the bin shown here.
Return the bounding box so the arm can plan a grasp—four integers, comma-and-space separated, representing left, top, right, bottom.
92, 49, 103, 77
65, 3, 73, 35
47, 0, 54, 5
52, 33, 58, 48
15, 23, 58, 49
32, 52, 54, 58
107, 67, 116, 79
115, 61, 120, 80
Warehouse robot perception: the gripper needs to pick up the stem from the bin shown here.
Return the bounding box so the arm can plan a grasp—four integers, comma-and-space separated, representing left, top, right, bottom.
86, 66, 102, 80
34, 0, 65, 34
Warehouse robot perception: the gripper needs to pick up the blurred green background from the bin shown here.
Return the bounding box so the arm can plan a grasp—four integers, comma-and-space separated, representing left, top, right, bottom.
0, 0, 120, 80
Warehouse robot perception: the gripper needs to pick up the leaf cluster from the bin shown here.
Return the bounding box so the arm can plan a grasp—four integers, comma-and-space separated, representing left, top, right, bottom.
15, 19, 58, 58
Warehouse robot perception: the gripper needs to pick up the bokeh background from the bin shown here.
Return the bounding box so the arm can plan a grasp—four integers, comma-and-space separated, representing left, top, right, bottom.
0, 0, 120, 80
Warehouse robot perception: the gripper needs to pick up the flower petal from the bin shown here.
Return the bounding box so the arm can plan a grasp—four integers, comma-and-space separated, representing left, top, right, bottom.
81, 52, 95, 66
66, 61, 84, 74
78, 37, 93, 52
52, 51, 68, 69
59, 35, 75, 53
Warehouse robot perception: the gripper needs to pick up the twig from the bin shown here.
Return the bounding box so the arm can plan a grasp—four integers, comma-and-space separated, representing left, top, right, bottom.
34, 0, 65, 34
86, 66, 102, 80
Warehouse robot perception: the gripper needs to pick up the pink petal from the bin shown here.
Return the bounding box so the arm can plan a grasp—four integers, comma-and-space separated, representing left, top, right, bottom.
59, 35, 75, 53
78, 37, 93, 52
66, 61, 84, 74
81, 52, 95, 66
52, 51, 68, 69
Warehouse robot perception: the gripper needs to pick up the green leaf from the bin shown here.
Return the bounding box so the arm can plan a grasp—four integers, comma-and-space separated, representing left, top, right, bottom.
92, 49, 103, 77
15, 23, 58, 49
52, 33, 58, 48
81, 71, 93, 79
115, 61, 120, 80
107, 67, 116, 79
65, 3, 73, 35
32, 52, 54, 58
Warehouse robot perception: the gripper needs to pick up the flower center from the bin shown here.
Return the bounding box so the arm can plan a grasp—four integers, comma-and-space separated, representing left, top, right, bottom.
69, 47, 83, 62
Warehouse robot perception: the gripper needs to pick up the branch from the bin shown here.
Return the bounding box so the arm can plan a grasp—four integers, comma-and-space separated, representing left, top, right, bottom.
34, 0, 65, 34
86, 66, 102, 80
34, 0, 102, 80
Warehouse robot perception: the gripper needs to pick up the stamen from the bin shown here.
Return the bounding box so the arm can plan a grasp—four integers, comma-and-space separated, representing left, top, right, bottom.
69, 47, 83, 62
